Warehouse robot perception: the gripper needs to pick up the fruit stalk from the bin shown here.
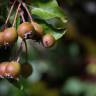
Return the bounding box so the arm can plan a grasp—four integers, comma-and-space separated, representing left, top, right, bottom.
5, 0, 17, 25
23, 39, 28, 63
22, 2, 33, 23
12, 2, 21, 27
15, 41, 23, 61
19, 9, 26, 22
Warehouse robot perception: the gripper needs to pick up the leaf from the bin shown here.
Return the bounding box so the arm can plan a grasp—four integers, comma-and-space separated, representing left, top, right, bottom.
6, 77, 24, 90
32, 7, 56, 19
42, 23, 66, 40
32, 15, 66, 31
29, 0, 67, 40
52, 30, 66, 40
6, 76, 28, 91
31, 0, 66, 20
32, 15, 67, 40
45, 17, 66, 30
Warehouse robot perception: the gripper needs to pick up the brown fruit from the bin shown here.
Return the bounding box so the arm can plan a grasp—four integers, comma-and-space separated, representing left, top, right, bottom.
21, 63, 32, 78
0, 32, 4, 46
32, 21, 44, 36
6, 61, 21, 78
3, 27, 17, 44
17, 22, 33, 39
0, 62, 9, 78
42, 34, 55, 48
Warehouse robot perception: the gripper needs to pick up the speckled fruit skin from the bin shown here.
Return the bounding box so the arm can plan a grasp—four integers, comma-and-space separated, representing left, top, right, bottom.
17, 22, 33, 39
6, 61, 21, 78
42, 34, 55, 48
0, 62, 9, 78
21, 63, 32, 78
3, 27, 17, 44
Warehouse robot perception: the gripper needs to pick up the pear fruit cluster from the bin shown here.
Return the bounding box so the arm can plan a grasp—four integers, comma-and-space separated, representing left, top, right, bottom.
0, 1, 56, 80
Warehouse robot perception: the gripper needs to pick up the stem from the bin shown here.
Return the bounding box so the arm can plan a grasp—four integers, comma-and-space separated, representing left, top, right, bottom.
15, 40, 23, 61
12, 2, 21, 27
22, 2, 33, 23
5, 0, 17, 25
20, 9, 25, 22
23, 39, 28, 63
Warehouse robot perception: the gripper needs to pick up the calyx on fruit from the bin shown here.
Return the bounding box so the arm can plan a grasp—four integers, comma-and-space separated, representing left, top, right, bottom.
42, 34, 55, 48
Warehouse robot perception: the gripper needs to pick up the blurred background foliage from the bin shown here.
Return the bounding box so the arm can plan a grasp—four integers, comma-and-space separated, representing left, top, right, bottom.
0, 0, 96, 96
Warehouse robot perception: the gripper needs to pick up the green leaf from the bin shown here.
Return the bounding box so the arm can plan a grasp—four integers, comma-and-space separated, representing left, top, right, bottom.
52, 30, 66, 40
45, 17, 66, 30
31, 0, 66, 20
29, 0, 67, 40
32, 7, 56, 19
42, 23, 66, 40
6, 77, 24, 90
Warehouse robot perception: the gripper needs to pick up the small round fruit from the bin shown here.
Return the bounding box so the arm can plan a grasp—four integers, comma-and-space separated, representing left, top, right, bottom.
21, 63, 32, 78
31, 21, 44, 36
6, 61, 21, 78
0, 32, 4, 46
42, 34, 55, 48
0, 62, 9, 78
17, 22, 33, 39
3, 27, 17, 44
